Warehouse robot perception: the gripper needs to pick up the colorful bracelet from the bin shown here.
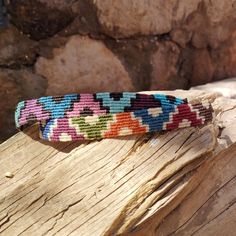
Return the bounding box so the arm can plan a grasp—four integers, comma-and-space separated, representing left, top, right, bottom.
15, 92, 213, 142
15, 92, 186, 128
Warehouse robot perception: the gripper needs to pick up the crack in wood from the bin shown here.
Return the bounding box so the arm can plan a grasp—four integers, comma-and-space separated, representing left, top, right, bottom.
0, 91, 235, 236
191, 191, 236, 236
166, 168, 236, 235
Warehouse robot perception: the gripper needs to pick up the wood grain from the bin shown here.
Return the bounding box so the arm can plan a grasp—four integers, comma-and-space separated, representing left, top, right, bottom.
0, 90, 235, 236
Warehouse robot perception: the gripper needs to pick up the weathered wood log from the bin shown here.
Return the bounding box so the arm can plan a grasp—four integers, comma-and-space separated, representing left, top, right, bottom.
0, 90, 235, 236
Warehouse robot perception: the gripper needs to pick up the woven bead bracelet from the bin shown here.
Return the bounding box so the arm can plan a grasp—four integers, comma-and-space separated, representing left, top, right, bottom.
15, 92, 213, 142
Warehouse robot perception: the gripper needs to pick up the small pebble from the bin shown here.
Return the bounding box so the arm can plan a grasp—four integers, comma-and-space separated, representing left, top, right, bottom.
5, 172, 14, 178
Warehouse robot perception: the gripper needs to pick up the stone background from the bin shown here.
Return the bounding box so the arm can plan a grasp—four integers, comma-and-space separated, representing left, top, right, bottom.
1, 0, 236, 142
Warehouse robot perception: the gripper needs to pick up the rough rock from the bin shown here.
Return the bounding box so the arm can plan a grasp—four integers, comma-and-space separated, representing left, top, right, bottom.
212, 30, 236, 80
95, 0, 236, 51
105, 38, 158, 91
35, 36, 134, 95
150, 41, 188, 90
5, 0, 75, 40
59, 0, 101, 37
37, 0, 76, 10
170, 29, 191, 48
170, 0, 236, 49
190, 48, 214, 86
205, 0, 236, 47
4, 0, 236, 48
0, 26, 37, 67
0, 69, 46, 142
94, 0, 200, 38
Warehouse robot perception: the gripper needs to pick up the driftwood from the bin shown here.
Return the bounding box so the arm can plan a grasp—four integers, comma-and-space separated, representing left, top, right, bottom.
0, 90, 235, 236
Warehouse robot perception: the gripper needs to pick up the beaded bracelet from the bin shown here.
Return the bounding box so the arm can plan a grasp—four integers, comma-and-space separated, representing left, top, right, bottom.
15, 92, 213, 142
